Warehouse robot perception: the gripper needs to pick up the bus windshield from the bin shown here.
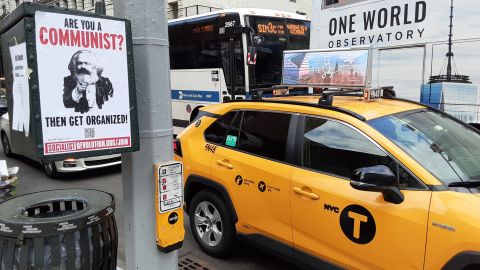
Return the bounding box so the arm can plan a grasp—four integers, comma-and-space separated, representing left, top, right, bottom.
247, 16, 310, 88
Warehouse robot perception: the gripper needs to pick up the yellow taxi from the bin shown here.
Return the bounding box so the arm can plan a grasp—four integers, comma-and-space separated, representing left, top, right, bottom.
174, 88, 480, 270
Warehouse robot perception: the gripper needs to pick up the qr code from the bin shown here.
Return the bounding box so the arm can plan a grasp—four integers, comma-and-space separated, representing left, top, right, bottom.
84, 128, 95, 138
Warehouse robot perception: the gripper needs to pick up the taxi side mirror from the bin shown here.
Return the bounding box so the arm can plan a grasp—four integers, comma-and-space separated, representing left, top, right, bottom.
350, 165, 404, 204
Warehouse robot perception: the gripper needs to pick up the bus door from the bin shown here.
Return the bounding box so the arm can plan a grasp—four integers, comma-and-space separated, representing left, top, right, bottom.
218, 13, 246, 101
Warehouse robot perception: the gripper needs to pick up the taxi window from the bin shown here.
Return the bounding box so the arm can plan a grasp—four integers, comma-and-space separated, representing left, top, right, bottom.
238, 111, 291, 162
224, 111, 242, 149
204, 111, 238, 144
303, 116, 424, 189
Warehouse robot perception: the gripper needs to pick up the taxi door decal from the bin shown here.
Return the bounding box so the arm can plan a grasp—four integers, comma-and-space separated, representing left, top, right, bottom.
339, 204, 376, 244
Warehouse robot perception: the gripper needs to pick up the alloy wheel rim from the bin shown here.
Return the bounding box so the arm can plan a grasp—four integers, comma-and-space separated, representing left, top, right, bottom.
194, 201, 223, 247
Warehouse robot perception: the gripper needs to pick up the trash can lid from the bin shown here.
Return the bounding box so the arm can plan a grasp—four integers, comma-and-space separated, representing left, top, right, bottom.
0, 189, 115, 237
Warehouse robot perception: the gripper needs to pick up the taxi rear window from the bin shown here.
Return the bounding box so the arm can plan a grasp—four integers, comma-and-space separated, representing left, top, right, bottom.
204, 111, 238, 144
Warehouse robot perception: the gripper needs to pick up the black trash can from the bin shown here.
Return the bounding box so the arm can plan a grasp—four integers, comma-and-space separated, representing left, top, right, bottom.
0, 189, 117, 270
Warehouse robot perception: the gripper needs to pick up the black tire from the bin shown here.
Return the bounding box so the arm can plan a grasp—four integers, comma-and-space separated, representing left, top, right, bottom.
1, 132, 12, 157
189, 189, 236, 258
43, 161, 60, 179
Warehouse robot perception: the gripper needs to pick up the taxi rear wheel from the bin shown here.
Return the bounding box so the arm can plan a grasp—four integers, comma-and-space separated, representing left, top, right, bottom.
189, 189, 235, 258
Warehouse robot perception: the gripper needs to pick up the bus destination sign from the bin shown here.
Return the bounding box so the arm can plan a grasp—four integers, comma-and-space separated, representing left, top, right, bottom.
257, 21, 285, 35
193, 24, 215, 34
287, 23, 308, 36
257, 20, 308, 37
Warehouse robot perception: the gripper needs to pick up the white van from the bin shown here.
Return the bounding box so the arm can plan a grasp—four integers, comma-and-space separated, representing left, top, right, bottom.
0, 113, 121, 178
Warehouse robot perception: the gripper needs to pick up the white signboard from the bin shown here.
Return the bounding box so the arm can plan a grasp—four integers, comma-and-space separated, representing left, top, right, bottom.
313, 0, 459, 49
35, 11, 131, 155
9, 43, 30, 137
158, 162, 183, 213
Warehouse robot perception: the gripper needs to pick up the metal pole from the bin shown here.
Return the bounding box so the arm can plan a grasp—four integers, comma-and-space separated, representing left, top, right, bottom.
114, 0, 177, 269
229, 38, 236, 100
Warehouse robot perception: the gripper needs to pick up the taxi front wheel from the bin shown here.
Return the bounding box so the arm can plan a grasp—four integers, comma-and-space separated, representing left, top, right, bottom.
189, 190, 236, 258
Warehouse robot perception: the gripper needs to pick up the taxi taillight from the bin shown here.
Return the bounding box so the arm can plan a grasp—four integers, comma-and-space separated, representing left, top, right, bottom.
173, 138, 182, 157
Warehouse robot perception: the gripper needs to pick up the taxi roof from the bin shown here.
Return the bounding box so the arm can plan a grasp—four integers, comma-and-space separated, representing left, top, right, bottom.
267, 95, 425, 121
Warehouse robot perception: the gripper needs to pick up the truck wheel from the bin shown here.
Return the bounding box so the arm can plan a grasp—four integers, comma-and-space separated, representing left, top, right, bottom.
1, 133, 12, 157
43, 162, 60, 179
189, 190, 236, 258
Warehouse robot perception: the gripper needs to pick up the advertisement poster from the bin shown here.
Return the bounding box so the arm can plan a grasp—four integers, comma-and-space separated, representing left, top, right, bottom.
35, 11, 131, 155
283, 50, 369, 87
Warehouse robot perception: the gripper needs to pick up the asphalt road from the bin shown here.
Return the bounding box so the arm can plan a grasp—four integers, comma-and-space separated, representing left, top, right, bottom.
1, 151, 302, 270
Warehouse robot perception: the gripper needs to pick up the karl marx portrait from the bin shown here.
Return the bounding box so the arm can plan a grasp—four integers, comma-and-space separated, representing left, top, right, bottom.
63, 50, 113, 113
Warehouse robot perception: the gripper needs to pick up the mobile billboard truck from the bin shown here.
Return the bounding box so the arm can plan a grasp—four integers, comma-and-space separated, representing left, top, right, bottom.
311, 0, 480, 125
0, 3, 139, 177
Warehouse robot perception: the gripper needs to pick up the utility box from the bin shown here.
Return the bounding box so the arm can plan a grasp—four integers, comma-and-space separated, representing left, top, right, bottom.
0, 3, 139, 162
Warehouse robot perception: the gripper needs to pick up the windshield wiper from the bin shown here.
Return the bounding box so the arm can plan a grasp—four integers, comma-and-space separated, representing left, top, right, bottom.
448, 181, 480, 188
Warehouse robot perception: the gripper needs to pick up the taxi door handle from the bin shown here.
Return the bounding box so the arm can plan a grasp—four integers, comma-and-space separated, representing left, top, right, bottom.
293, 187, 319, 200
216, 159, 234, 169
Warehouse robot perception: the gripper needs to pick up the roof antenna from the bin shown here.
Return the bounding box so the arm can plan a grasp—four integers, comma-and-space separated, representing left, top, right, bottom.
446, 0, 454, 82
429, 0, 471, 84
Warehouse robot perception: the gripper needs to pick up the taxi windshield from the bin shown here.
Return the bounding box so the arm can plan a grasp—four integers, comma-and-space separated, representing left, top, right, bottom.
369, 109, 480, 186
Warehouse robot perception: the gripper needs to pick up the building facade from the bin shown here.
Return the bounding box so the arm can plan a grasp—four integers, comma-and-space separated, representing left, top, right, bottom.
0, 0, 114, 17
0, 0, 310, 19
421, 82, 480, 124
167, 0, 312, 19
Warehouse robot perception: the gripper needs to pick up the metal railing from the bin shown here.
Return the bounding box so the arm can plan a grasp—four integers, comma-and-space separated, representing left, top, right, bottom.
37, 0, 114, 16
167, 5, 222, 19
84, 1, 114, 16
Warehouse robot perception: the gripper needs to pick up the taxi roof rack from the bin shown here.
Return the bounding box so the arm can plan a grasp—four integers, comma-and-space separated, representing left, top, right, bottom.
226, 85, 400, 122
226, 98, 367, 121
249, 85, 396, 105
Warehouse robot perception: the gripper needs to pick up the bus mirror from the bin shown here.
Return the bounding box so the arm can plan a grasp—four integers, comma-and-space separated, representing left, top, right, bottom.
247, 46, 257, 65
252, 34, 265, 46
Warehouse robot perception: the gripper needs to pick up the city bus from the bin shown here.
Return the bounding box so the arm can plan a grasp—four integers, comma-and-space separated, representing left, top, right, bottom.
311, 0, 480, 125
168, 9, 310, 134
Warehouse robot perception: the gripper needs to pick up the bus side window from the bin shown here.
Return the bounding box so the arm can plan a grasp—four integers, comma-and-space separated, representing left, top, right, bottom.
169, 22, 185, 69
183, 15, 220, 69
